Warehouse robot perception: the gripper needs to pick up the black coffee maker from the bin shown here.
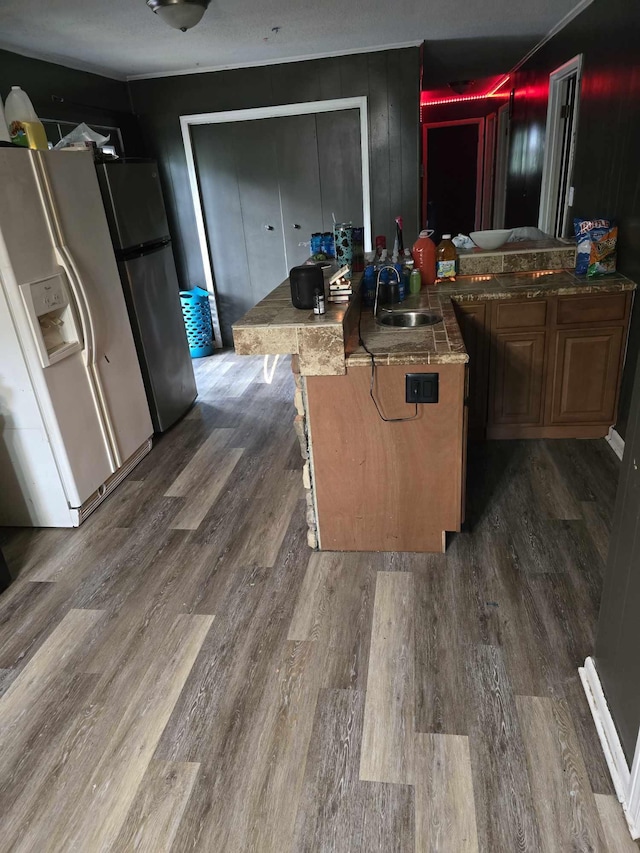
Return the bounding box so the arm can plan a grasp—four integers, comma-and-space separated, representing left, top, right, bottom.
290, 265, 324, 309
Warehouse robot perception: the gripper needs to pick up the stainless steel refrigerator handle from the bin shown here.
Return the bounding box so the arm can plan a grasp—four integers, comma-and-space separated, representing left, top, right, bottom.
30, 152, 120, 469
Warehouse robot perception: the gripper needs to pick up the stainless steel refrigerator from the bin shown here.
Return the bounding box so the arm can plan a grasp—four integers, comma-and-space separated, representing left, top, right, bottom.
96, 160, 197, 433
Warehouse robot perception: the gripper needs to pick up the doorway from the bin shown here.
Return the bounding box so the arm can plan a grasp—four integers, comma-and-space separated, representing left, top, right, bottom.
181, 97, 371, 347
423, 119, 484, 238
538, 55, 583, 238
492, 103, 511, 229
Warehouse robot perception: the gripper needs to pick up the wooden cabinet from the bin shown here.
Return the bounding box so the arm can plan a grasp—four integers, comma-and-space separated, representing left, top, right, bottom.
454, 302, 489, 433
306, 362, 466, 552
456, 290, 631, 440
549, 326, 625, 425
491, 330, 546, 426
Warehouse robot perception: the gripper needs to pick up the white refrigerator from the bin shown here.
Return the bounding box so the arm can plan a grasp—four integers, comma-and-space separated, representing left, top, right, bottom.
0, 148, 153, 527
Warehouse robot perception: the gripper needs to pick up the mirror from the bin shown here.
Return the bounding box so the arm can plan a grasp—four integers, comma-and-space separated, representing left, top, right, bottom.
420, 75, 512, 240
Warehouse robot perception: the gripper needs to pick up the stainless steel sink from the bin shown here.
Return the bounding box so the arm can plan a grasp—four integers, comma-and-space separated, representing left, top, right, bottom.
376, 311, 442, 328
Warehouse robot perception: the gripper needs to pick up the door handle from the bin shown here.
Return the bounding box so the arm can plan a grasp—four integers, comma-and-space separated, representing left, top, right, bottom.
264, 224, 274, 231
31, 152, 120, 470
292, 223, 301, 229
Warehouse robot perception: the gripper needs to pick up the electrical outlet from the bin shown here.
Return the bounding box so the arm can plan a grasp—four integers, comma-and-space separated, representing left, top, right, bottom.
405, 373, 439, 404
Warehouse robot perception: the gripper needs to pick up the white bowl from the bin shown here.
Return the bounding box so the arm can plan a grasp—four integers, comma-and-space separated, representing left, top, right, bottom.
469, 229, 514, 251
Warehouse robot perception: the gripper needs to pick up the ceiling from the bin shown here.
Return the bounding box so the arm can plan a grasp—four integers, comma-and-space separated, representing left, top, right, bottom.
0, 0, 582, 80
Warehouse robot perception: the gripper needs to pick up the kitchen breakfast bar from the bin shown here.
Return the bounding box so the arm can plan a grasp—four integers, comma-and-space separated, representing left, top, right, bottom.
233, 268, 635, 553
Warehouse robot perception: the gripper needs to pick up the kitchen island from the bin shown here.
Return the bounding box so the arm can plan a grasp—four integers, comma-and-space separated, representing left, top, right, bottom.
233, 268, 635, 552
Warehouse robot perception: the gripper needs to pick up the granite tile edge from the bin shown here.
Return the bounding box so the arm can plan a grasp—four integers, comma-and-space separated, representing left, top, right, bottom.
449, 279, 636, 303
232, 325, 300, 356
345, 350, 469, 368
458, 245, 576, 276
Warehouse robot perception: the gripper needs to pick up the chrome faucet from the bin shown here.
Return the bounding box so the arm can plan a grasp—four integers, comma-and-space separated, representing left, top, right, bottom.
373, 264, 401, 320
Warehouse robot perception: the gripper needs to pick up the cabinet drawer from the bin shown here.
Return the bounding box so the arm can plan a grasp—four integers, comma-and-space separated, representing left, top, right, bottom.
557, 293, 627, 325
493, 300, 547, 330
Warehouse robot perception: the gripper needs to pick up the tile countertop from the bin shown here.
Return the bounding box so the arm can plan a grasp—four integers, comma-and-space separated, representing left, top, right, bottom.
232, 269, 636, 375
347, 269, 636, 367
457, 237, 576, 276
232, 274, 364, 376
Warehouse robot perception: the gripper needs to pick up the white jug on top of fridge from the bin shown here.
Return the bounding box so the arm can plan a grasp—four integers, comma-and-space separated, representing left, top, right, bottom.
0, 94, 10, 143
4, 86, 48, 149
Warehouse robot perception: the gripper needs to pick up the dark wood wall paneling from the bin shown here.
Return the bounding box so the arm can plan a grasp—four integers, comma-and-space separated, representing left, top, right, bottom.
504, 0, 640, 773
503, 0, 640, 439
0, 49, 144, 155
127, 48, 420, 295
595, 338, 640, 762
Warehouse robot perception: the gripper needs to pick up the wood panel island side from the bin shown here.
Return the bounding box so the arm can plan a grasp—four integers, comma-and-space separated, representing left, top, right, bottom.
233, 268, 635, 553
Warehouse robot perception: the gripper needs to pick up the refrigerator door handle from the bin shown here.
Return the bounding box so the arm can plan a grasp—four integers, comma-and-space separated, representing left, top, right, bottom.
58, 243, 122, 467
55, 244, 94, 365
31, 152, 121, 469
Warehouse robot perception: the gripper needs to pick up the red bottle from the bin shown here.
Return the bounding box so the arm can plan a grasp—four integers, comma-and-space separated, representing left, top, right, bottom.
412, 230, 437, 286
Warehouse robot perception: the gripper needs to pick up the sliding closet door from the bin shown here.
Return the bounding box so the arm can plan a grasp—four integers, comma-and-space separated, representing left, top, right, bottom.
316, 109, 363, 229
277, 110, 364, 267
276, 114, 323, 270
192, 119, 287, 345
233, 119, 288, 304
192, 109, 364, 346
192, 122, 251, 347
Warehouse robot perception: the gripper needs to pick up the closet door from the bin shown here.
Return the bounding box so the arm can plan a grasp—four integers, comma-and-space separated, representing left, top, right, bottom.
192, 120, 287, 346
316, 109, 363, 229
276, 114, 323, 269
192, 122, 252, 346
233, 119, 287, 304
192, 109, 364, 346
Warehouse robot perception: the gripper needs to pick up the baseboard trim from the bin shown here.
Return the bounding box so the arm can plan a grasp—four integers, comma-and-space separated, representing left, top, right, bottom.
486, 424, 610, 440
606, 426, 625, 460
579, 657, 640, 839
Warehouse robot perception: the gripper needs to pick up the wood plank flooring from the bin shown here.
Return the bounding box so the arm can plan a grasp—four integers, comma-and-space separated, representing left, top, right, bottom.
0, 350, 638, 852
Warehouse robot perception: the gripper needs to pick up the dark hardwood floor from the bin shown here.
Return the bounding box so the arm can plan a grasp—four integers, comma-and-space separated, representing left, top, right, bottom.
0, 351, 637, 851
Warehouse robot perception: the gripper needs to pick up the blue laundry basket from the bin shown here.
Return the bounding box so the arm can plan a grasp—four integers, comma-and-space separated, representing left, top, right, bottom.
180, 287, 214, 358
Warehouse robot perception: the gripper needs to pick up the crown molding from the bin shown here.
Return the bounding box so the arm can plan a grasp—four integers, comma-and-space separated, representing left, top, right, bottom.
126, 40, 422, 81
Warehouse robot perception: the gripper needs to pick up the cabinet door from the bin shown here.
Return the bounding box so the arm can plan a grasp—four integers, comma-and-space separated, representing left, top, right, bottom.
454, 302, 488, 431
549, 327, 624, 424
490, 331, 546, 425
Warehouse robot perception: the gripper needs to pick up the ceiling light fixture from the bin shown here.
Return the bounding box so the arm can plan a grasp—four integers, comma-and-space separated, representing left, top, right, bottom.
448, 80, 474, 95
146, 0, 210, 32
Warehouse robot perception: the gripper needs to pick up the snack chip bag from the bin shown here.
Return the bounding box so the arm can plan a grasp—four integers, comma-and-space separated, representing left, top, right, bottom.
588, 225, 618, 277
574, 218, 616, 276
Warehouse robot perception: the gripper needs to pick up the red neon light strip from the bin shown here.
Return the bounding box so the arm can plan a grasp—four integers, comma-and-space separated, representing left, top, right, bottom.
421, 73, 512, 107
421, 92, 509, 106
488, 74, 511, 95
